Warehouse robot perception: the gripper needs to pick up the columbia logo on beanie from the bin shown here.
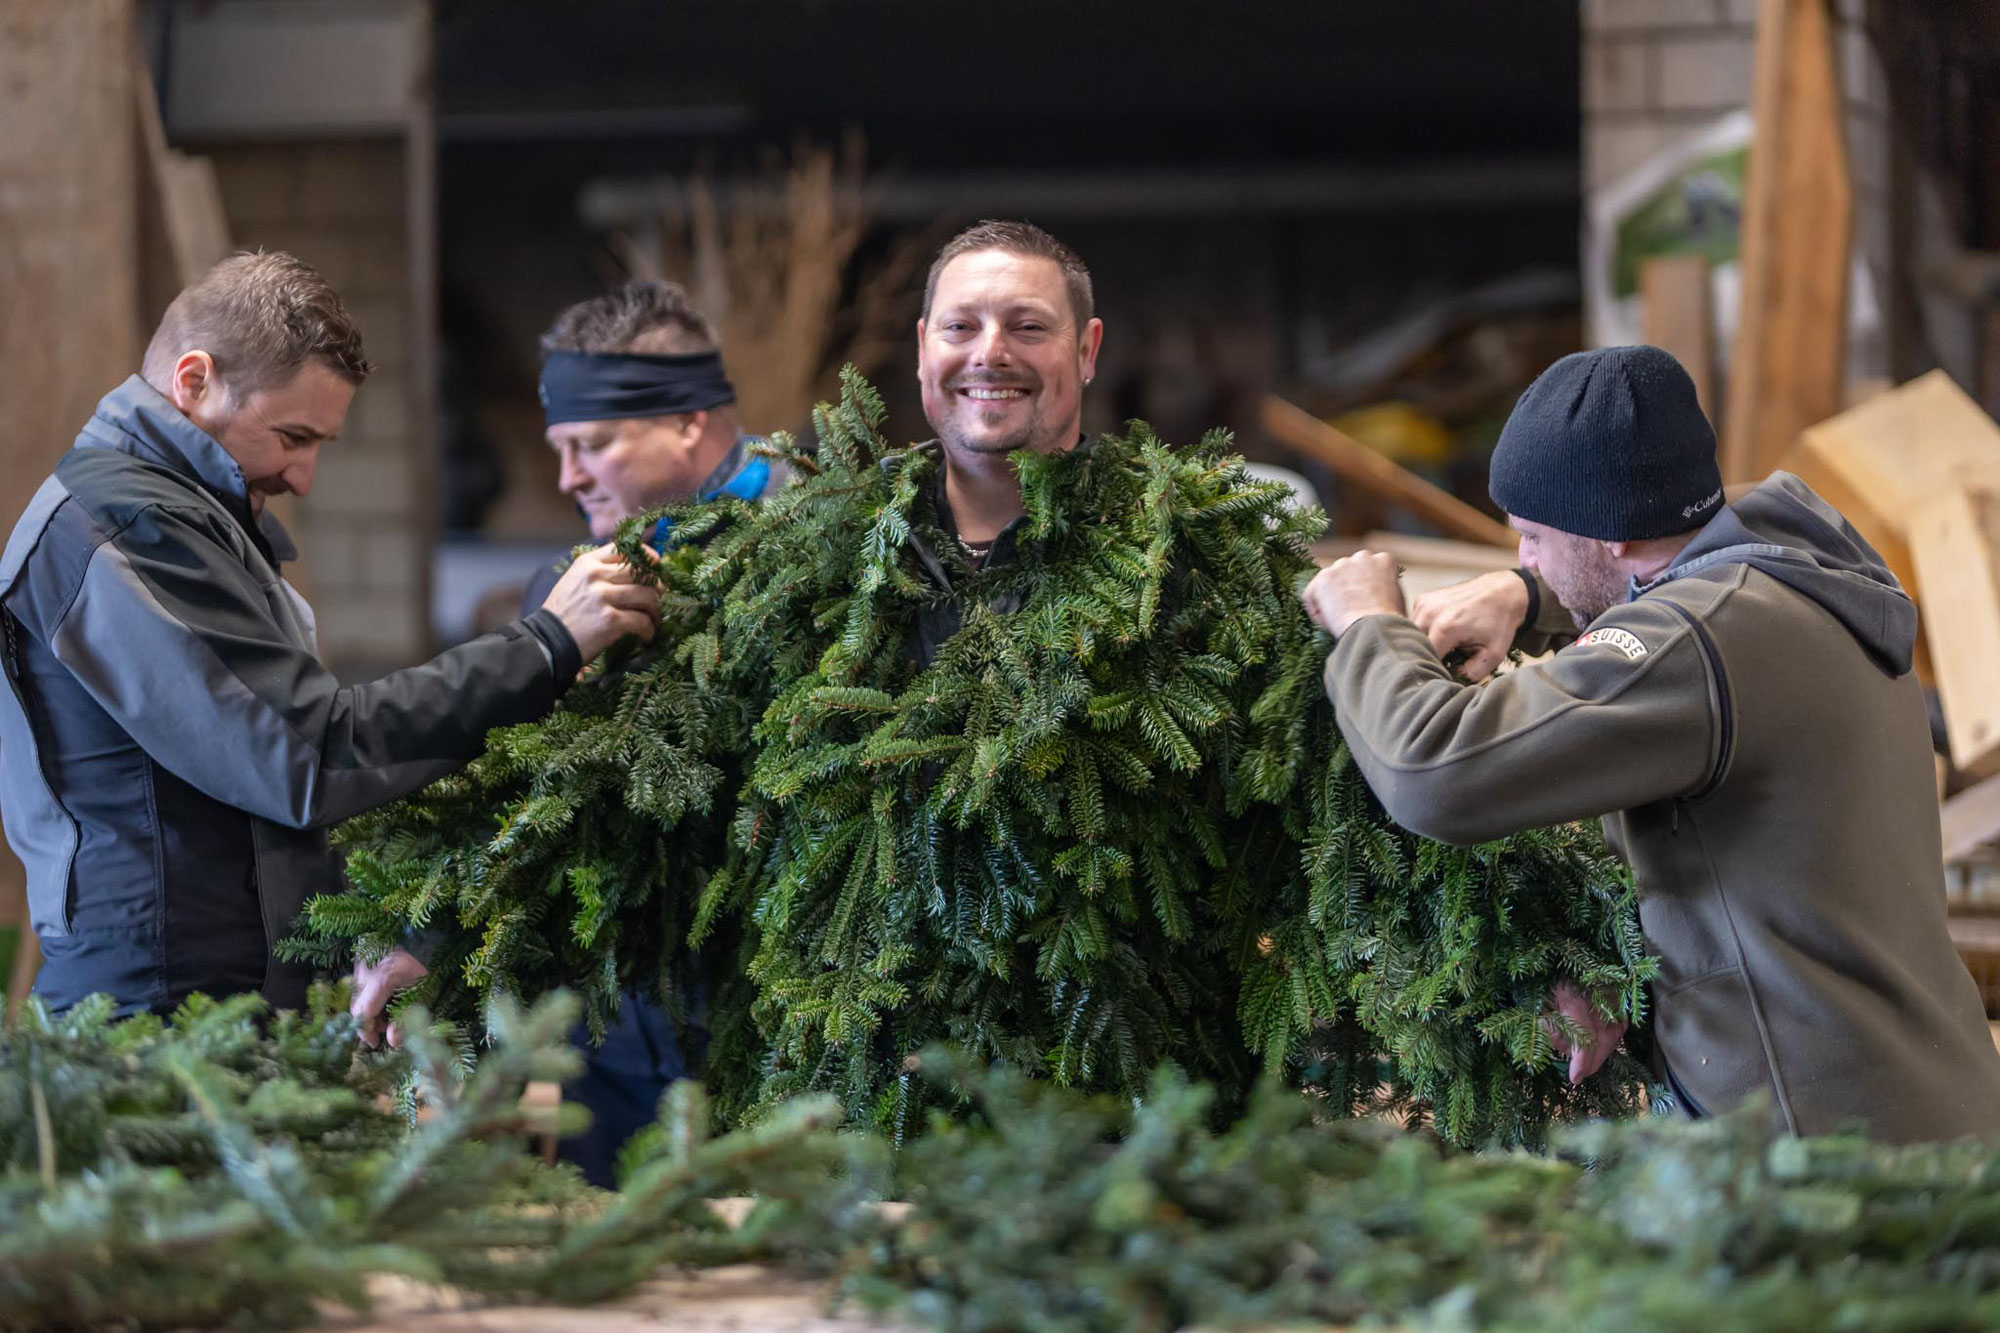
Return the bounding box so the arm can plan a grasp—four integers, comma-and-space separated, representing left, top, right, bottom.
1487, 345, 1723, 542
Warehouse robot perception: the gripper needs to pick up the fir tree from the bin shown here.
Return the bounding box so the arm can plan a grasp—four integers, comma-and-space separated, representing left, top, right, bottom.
298, 367, 1655, 1146
286, 525, 757, 1043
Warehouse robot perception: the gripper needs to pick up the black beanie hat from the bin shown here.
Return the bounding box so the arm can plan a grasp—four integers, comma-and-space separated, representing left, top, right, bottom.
1487, 345, 1724, 541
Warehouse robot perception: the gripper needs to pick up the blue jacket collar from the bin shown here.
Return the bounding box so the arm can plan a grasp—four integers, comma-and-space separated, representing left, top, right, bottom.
75, 375, 295, 561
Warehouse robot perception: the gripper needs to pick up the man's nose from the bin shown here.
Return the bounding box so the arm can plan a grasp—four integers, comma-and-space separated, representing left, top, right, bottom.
968, 324, 1012, 366
558, 449, 587, 493
286, 452, 318, 496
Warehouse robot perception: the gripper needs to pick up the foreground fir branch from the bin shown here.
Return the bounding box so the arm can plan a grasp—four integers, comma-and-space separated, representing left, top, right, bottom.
0, 990, 867, 1331
849, 1056, 2000, 1333
9, 1008, 2000, 1333
299, 367, 1654, 1146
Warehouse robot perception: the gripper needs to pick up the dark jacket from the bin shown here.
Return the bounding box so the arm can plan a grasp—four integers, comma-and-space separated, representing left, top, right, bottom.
1325, 472, 2000, 1141
0, 376, 580, 1015
891, 440, 1038, 666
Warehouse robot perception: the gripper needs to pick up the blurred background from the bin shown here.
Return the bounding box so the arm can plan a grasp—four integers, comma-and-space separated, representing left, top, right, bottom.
9, 0, 2000, 997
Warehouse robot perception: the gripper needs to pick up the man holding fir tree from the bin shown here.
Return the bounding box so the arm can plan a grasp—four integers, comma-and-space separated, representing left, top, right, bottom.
0, 252, 662, 1019
351, 219, 1103, 1071
895, 220, 1101, 660
913, 222, 1101, 558
1302, 344, 2000, 1142
351, 280, 782, 1186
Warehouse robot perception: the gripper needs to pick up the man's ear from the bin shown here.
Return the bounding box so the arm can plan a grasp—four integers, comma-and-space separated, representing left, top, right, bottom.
1078, 317, 1104, 384
682, 410, 711, 446
169, 351, 222, 415
1603, 539, 1630, 560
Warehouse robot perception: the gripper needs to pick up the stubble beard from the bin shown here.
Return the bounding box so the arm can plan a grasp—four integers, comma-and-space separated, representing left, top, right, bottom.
939, 399, 1047, 457
1560, 567, 1629, 629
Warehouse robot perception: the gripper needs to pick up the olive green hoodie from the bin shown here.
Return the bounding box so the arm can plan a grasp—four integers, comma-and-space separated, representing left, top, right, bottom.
1325, 472, 2000, 1142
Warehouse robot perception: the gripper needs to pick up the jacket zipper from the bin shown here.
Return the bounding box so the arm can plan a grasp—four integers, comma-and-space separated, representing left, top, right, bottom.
1663, 602, 1734, 803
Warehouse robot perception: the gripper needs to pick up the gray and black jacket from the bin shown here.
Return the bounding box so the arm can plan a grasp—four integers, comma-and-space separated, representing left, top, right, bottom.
0, 376, 580, 1015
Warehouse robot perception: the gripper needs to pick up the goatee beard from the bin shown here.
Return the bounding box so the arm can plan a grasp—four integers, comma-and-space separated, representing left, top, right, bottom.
941, 411, 1040, 455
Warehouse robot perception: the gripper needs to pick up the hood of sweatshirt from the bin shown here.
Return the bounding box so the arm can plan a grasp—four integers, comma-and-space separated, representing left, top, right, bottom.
1636, 470, 1916, 675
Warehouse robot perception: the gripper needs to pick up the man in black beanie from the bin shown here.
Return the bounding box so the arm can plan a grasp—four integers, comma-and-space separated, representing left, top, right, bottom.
1300, 344, 2000, 1143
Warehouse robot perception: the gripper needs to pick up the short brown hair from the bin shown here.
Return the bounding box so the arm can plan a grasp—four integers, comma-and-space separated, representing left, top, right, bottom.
921, 219, 1094, 330
141, 250, 371, 393
541, 280, 718, 356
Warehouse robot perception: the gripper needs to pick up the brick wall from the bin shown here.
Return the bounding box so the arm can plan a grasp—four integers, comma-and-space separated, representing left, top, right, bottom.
209, 141, 429, 676
1583, 0, 1891, 380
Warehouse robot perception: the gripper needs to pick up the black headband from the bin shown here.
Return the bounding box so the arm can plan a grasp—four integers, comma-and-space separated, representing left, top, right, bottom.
538, 349, 736, 426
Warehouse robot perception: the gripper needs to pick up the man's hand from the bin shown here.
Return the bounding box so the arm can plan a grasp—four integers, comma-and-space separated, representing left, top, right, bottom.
1409, 569, 1529, 682
1301, 551, 1406, 637
542, 545, 663, 661
350, 946, 429, 1049
1544, 981, 1627, 1085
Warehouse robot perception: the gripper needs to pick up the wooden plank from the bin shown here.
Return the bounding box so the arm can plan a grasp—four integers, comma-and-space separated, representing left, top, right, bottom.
1640, 254, 1716, 425
1788, 371, 2000, 524
1261, 394, 1515, 548
1720, 0, 1852, 484
1944, 771, 2000, 866
0, 0, 143, 1009
346, 1264, 902, 1331
1948, 912, 2000, 957
1355, 530, 1522, 572
134, 56, 231, 292
1780, 370, 2000, 687
1909, 481, 2000, 778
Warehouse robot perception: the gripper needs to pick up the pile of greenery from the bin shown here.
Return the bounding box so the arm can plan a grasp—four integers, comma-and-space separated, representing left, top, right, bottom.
850, 1055, 2000, 1331
0, 989, 865, 1330
294, 368, 1653, 1146
9, 997, 2000, 1332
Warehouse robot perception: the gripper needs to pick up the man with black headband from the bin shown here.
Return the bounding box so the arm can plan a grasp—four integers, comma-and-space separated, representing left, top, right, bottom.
351, 280, 782, 1186
0, 253, 662, 1019
531, 283, 776, 591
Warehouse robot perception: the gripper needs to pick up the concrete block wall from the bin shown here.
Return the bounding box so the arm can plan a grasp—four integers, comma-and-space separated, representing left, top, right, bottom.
209, 141, 428, 674
1583, 0, 1891, 380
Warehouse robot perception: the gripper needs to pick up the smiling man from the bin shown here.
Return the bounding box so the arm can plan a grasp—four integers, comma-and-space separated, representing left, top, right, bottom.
0, 252, 661, 1017
918, 220, 1102, 554
895, 220, 1103, 663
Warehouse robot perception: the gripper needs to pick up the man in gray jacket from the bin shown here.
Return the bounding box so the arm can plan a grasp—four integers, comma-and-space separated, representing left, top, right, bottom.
1302, 344, 2000, 1142
0, 252, 661, 1017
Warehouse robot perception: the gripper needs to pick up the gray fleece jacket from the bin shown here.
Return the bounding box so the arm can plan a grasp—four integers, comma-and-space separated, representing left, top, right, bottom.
1326, 472, 2000, 1142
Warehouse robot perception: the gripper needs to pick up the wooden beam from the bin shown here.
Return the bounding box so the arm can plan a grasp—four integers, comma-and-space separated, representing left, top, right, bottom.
134, 60, 231, 289
1780, 370, 2000, 687
1354, 530, 1522, 573
1945, 771, 2000, 866
0, 0, 144, 1012
1720, 0, 1852, 484
1261, 394, 1515, 547
1640, 254, 1716, 425
1909, 479, 2000, 778
1948, 911, 2000, 956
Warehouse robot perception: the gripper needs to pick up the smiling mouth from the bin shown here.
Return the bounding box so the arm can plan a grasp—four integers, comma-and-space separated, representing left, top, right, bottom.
960, 386, 1030, 402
